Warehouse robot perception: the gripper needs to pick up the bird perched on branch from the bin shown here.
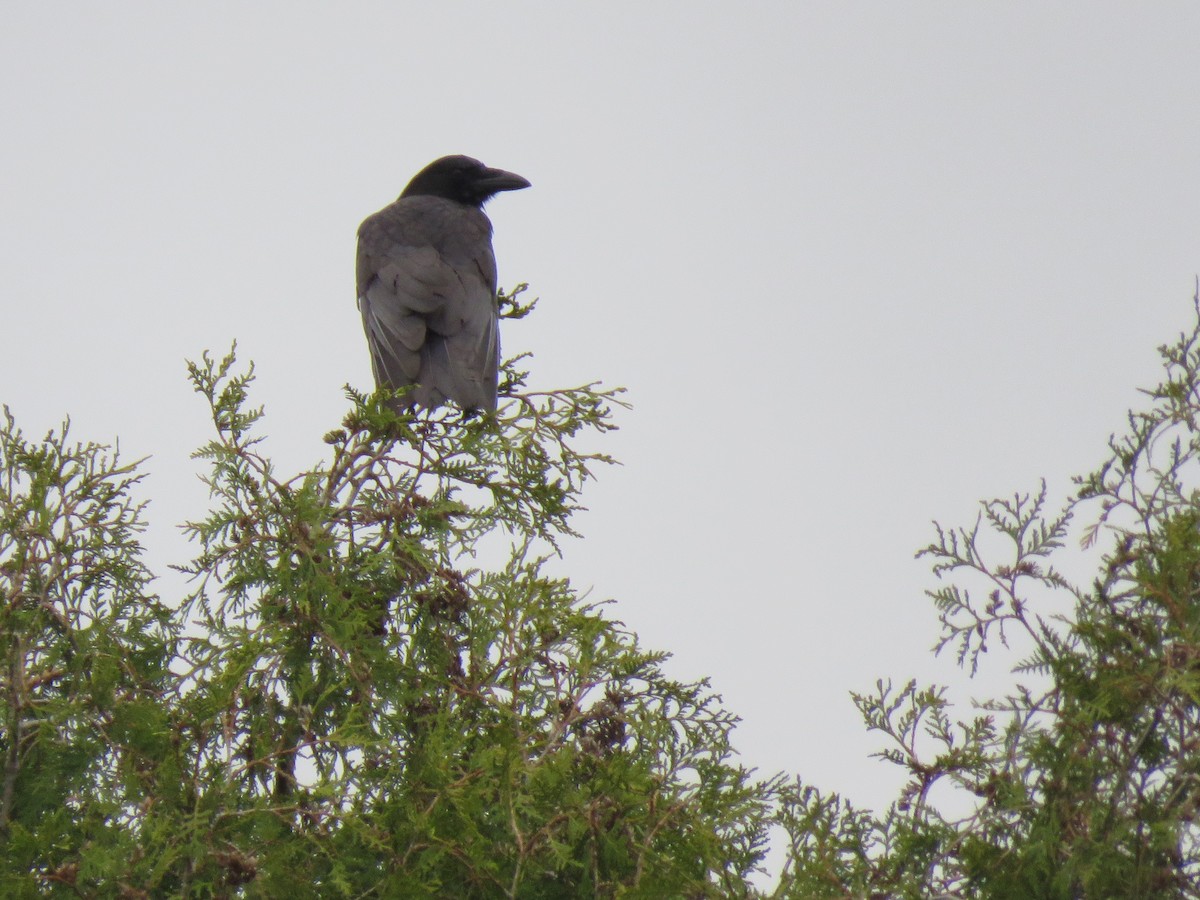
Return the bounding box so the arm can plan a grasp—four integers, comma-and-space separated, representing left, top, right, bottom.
356, 155, 531, 412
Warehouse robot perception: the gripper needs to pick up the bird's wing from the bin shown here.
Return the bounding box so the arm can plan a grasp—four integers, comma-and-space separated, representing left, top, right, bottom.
419, 261, 499, 410
357, 202, 500, 410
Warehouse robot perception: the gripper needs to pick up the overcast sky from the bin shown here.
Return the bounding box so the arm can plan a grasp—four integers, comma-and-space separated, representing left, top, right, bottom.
4, 2, 1200, 853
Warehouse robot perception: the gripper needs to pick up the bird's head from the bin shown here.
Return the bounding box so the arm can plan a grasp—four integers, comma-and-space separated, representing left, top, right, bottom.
400, 155, 531, 207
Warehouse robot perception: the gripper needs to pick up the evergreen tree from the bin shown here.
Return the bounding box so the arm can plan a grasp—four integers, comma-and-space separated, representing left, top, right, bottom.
7, 285, 1200, 898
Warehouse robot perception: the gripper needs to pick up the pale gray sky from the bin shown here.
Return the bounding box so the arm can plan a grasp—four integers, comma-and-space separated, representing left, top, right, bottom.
4, 3, 1200, 832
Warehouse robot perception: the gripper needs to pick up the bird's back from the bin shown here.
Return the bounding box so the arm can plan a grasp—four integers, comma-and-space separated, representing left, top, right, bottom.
356, 196, 500, 411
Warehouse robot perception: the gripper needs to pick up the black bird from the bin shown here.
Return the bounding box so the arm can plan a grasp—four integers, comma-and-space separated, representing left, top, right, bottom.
356, 155, 531, 412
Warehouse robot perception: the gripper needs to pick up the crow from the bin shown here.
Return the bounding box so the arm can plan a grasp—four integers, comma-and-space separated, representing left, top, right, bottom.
356, 155, 531, 412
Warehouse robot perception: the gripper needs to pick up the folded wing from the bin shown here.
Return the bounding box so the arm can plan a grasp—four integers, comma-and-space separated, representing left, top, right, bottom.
357, 199, 500, 411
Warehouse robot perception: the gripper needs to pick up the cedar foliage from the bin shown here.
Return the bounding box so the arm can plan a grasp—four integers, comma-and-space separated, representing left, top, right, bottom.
775, 293, 1200, 898
6, 286, 1200, 898
1, 288, 771, 898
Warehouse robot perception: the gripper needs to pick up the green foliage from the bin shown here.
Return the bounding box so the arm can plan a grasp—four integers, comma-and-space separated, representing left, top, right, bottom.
0, 408, 174, 896
11, 283, 1200, 897
0, 288, 777, 896
772, 295, 1200, 898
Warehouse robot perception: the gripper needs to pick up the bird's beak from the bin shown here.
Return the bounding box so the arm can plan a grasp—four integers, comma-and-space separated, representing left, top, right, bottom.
478, 167, 531, 193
